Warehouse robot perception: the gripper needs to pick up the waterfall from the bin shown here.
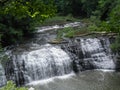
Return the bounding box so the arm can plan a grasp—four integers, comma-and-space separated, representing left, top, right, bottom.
0, 22, 116, 86
80, 38, 115, 69
5, 44, 72, 86
62, 37, 115, 72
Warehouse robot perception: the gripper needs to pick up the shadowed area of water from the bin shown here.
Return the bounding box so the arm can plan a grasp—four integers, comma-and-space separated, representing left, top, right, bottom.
29, 70, 120, 90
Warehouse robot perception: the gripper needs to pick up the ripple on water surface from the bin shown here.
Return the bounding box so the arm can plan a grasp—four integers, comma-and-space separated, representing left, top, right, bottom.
28, 70, 120, 90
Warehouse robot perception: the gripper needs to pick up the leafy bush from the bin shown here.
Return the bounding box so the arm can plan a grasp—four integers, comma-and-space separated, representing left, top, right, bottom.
57, 27, 75, 39
57, 26, 90, 39
0, 81, 28, 90
110, 36, 120, 53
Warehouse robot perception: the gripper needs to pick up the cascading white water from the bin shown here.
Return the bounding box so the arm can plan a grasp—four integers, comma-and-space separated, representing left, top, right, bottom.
80, 38, 115, 69
1, 22, 116, 87
37, 22, 83, 33
60, 37, 115, 72
7, 44, 72, 85
0, 64, 6, 86
0, 22, 84, 87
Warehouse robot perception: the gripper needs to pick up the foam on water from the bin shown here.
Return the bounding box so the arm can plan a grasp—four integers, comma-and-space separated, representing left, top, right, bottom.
27, 72, 75, 86
37, 22, 81, 33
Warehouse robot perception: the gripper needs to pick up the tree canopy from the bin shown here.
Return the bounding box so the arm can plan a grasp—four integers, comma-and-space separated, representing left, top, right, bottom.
0, 0, 56, 46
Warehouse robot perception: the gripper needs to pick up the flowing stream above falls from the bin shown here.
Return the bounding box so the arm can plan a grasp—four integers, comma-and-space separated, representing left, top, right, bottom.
0, 22, 117, 87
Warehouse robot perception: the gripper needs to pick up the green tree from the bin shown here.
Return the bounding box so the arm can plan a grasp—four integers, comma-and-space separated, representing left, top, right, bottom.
108, 0, 120, 33
55, 0, 99, 17
81, 0, 98, 17
0, 0, 56, 46
94, 0, 120, 33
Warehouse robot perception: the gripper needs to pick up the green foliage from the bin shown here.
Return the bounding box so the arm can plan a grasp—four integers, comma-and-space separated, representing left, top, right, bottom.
42, 15, 80, 26
81, 0, 98, 17
110, 36, 120, 53
108, 0, 120, 33
55, 0, 99, 17
55, 0, 73, 15
0, 0, 55, 20
65, 30, 75, 38
95, 0, 115, 20
57, 27, 90, 39
86, 0, 120, 33
97, 0, 119, 33
88, 24, 99, 31
0, 81, 28, 90
57, 27, 75, 39
0, 0, 56, 46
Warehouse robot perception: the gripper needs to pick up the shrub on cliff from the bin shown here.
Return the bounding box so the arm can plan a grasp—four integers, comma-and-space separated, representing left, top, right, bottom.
0, 81, 28, 90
